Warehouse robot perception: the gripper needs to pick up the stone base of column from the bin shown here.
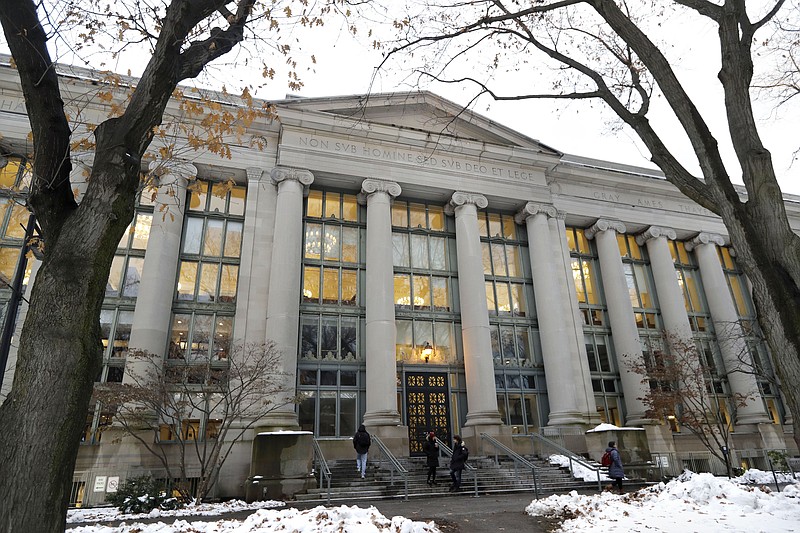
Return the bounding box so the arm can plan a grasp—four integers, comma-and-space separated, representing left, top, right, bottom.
546, 410, 590, 427
460, 424, 513, 456
367, 424, 410, 458
643, 424, 677, 455
464, 409, 503, 427
624, 411, 655, 427
758, 422, 788, 450
363, 409, 401, 427
736, 412, 773, 426
255, 410, 300, 432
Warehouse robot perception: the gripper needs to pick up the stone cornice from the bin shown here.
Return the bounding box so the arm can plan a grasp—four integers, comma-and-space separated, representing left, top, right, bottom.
246, 167, 267, 181
270, 166, 314, 187
635, 225, 677, 246
584, 218, 626, 239
357, 179, 402, 205
685, 232, 725, 251
514, 202, 558, 224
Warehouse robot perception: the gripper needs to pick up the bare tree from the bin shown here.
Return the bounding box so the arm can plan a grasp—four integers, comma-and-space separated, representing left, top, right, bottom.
95, 342, 294, 502
0, 1, 360, 530
381, 0, 800, 449
630, 332, 749, 478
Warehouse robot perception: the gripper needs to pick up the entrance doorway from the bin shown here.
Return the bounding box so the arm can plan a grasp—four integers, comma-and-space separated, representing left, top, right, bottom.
404, 372, 451, 455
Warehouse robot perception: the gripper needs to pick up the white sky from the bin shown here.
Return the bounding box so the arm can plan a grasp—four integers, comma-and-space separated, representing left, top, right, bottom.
65, 468, 800, 532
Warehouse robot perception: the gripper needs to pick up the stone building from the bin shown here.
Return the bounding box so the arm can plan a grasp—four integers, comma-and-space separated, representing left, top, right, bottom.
0, 57, 795, 504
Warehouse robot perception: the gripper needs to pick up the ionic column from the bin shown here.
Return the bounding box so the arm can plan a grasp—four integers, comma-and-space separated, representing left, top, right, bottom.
516, 203, 584, 425
585, 220, 650, 425
636, 227, 694, 345
261, 167, 314, 429
360, 179, 403, 427
233, 167, 277, 345
124, 162, 194, 382
687, 233, 771, 424
448, 192, 502, 427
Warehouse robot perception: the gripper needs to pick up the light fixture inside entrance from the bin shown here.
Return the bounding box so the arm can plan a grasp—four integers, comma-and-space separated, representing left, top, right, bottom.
422, 341, 433, 363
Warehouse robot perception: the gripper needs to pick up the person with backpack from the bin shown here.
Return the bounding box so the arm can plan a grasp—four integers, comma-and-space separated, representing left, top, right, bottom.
449, 434, 469, 492
423, 431, 439, 486
604, 440, 624, 493
353, 424, 371, 479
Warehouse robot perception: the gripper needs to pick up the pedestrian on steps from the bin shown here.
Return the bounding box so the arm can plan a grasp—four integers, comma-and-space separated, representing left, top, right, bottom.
449, 435, 469, 492
353, 424, 371, 479
423, 431, 439, 486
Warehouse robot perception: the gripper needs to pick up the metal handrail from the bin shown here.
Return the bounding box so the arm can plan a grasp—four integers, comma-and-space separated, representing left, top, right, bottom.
371, 435, 409, 501
481, 433, 541, 499
527, 432, 603, 491
435, 437, 479, 497
311, 437, 332, 504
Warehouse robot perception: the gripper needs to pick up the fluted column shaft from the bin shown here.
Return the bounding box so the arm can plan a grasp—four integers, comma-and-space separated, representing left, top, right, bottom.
688, 234, 771, 424
517, 203, 584, 425
361, 179, 402, 426
262, 167, 314, 429
450, 192, 502, 427
124, 162, 194, 382
585, 220, 650, 425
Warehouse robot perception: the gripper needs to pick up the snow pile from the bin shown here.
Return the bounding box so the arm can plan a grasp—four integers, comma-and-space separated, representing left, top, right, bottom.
526, 471, 800, 532
732, 468, 800, 485
67, 498, 284, 523
67, 505, 441, 533
548, 454, 611, 482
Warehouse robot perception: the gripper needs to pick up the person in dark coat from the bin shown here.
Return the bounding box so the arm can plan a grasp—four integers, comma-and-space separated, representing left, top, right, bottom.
449, 435, 469, 492
422, 431, 439, 486
606, 441, 624, 493
353, 424, 371, 479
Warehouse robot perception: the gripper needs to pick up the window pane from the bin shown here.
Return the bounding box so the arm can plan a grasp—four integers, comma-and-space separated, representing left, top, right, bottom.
491, 243, 507, 276
634, 264, 652, 307
319, 392, 336, 436
209, 182, 227, 213
341, 269, 357, 306
342, 227, 358, 263
516, 328, 531, 363
506, 245, 521, 277
213, 317, 233, 360
410, 234, 429, 269
298, 392, 316, 433
191, 314, 212, 360
219, 265, 238, 303
342, 194, 358, 222
396, 319, 413, 361
597, 338, 611, 372
323, 225, 340, 261
394, 274, 411, 309
502, 214, 516, 240
306, 190, 323, 218
305, 223, 322, 260
130, 214, 152, 249
415, 321, 433, 356
572, 259, 585, 303
169, 314, 190, 359
510, 283, 526, 317
189, 182, 208, 211
177, 261, 198, 300
430, 237, 447, 270
488, 213, 502, 238
106, 256, 124, 296
0, 160, 20, 188
339, 392, 357, 437
224, 221, 243, 257
684, 270, 702, 312
340, 370, 356, 386
322, 267, 339, 304
340, 316, 357, 359
432, 277, 449, 311
204, 219, 224, 256
183, 217, 204, 254
434, 322, 455, 362
414, 275, 431, 310
584, 261, 598, 304
500, 325, 516, 362
4, 203, 28, 239
409, 203, 426, 228
391, 201, 408, 227
100, 310, 114, 356
111, 311, 134, 357
198, 262, 220, 302
485, 282, 497, 315
301, 315, 319, 358
428, 206, 444, 231
324, 192, 341, 219
477, 212, 488, 237
122, 257, 144, 297
490, 327, 501, 359
482, 243, 492, 275
728, 275, 748, 316
392, 234, 409, 267
303, 266, 320, 303
496, 283, 512, 315
229, 186, 246, 216
320, 316, 338, 357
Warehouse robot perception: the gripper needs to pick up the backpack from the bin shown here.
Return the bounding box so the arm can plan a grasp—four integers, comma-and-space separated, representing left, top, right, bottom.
601, 451, 613, 467
355, 432, 370, 448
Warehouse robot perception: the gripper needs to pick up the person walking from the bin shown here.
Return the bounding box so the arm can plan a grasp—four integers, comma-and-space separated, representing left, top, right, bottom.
423, 432, 439, 486
449, 434, 469, 492
606, 440, 625, 493
353, 424, 371, 479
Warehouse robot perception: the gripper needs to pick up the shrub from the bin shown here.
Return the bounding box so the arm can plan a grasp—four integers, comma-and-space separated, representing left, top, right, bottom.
105, 475, 179, 514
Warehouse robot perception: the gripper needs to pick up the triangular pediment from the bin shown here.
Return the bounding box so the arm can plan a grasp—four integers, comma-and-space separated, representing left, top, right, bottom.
277, 91, 560, 155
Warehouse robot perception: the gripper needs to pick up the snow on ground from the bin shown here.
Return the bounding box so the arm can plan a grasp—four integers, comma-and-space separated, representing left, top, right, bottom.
67, 505, 440, 533
548, 454, 611, 482
67, 499, 285, 524
526, 470, 800, 533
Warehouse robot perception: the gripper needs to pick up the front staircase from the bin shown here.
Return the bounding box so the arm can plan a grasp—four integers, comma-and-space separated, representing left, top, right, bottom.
294, 454, 603, 503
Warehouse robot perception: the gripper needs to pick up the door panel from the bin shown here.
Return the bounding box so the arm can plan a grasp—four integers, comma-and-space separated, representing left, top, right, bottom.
405, 372, 450, 455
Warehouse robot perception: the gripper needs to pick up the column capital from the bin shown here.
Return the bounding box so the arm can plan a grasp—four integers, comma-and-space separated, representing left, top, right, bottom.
270, 166, 314, 187
584, 219, 626, 240
448, 191, 488, 210
635, 225, 676, 246
685, 232, 725, 251
357, 179, 402, 205
514, 202, 558, 224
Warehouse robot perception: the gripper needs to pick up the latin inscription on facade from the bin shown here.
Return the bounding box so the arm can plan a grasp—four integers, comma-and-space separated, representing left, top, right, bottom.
587, 187, 715, 217
289, 133, 543, 184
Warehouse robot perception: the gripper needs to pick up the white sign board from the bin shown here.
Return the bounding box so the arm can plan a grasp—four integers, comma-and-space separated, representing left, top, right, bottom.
93, 476, 107, 493
106, 476, 119, 493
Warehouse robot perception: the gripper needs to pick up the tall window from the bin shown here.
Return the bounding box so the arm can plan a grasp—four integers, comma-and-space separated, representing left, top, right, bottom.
567, 226, 623, 425
0, 158, 33, 318
297, 368, 358, 437
668, 241, 711, 332
168, 179, 244, 361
